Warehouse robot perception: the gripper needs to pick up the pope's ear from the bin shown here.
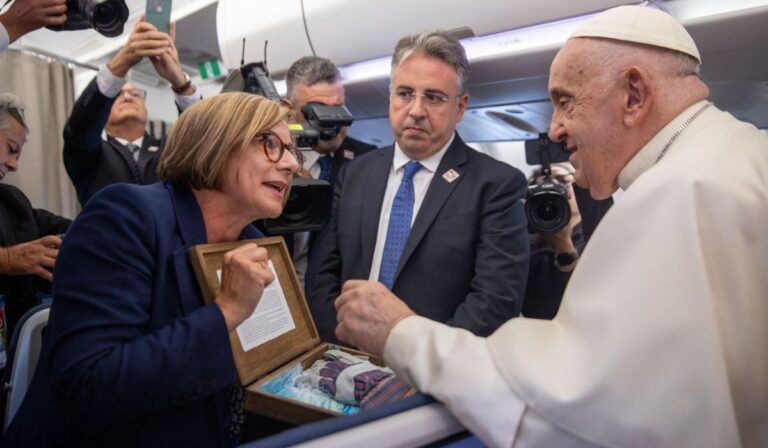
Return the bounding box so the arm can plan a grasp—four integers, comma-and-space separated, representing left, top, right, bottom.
623, 66, 651, 128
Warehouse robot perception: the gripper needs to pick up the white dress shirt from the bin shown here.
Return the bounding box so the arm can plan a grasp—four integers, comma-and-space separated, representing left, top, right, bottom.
303, 149, 324, 179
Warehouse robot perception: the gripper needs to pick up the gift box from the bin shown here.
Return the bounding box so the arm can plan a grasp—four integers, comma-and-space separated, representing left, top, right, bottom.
189, 237, 385, 424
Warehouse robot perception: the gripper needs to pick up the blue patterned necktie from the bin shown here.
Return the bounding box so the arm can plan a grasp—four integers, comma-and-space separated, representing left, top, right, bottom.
378, 161, 422, 289
318, 154, 332, 181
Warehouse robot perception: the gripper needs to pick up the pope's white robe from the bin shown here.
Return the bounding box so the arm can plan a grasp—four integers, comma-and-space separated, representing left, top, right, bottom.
385, 102, 768, 447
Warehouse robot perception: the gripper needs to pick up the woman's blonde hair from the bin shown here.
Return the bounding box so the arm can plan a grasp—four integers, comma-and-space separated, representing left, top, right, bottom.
158, 92, 291, 190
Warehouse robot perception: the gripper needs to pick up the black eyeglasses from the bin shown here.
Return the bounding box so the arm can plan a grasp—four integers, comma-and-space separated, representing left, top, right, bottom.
255, 132, 304, 171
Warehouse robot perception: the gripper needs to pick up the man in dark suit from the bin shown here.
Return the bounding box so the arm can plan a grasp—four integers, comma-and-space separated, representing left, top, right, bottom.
0, 93, 70, 339
63, 19, 200, 205
307, 31, 529, 343
280, 56, 375, 287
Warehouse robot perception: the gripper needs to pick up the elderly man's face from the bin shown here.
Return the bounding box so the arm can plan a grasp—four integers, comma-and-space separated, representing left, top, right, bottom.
0, 117, 25, 181
107, 82, 148, 128
547, 39, 626, 200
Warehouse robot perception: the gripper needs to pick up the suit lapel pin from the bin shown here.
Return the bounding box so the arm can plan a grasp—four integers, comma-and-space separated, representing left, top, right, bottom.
147, 146, 159, 153
442, 169, 460, 183
344, 149, 354, 160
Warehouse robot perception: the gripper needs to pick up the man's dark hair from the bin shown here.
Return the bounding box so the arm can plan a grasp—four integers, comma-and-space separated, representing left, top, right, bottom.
285, 56, 342, 104
391, 30, 470, 96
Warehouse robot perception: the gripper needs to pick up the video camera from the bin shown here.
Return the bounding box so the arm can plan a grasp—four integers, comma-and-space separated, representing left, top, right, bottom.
47, 0, 129, 38
222, 61, 354, 233
524, 133, 571, 235
300, 102, 353, 142
221, 62, 353, 151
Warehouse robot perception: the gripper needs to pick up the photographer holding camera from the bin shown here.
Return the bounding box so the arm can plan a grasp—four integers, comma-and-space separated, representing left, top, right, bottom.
523, 164, 582, 319
63, 18, 200, 206
521, 135, 612, 319
281, 56, 375, 287
283, 56, 375, 183
0, 0, 67, 53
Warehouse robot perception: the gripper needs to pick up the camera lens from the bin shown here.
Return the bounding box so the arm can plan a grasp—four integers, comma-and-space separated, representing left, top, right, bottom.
534, 198, 561, 221
93, 2, 114, 22
81, 0, 129, 37
281, 191, 314, 223
263, 178, 333, 234
46, 0, 128, 36
526, 176, 571, 235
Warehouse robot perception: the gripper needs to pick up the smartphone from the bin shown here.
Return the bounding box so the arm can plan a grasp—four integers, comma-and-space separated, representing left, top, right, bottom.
145, 0, 172, 34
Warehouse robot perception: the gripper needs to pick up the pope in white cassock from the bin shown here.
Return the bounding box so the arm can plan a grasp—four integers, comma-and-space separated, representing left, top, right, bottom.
334, 5, 768, 448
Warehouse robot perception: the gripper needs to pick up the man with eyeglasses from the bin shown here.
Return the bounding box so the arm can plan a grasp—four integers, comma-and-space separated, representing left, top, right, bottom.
63, 18, 201, 206
308, 31, 529, 344
0, 93, 70, 339
279, 56, 375, 289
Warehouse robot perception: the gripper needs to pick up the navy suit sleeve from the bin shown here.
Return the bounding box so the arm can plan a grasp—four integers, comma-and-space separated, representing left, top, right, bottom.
63, 77, 114, 183
45, 186, 237, 425
446, 169, 530, 335
305, 165, 346, 342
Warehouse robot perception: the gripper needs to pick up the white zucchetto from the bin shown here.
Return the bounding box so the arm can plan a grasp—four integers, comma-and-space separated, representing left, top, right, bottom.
570, 5, 701, 63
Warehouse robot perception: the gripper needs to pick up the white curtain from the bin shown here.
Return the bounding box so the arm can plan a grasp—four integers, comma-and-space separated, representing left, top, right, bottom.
0, 50, 79, 219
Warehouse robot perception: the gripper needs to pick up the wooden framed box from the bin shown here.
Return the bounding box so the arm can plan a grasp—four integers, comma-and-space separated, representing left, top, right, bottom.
189, 236, 383, 424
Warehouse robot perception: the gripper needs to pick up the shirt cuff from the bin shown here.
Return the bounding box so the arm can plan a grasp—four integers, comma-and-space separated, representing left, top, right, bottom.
97, 64, 127, 98
174, 88, 202, 112
384, 316, 525, 448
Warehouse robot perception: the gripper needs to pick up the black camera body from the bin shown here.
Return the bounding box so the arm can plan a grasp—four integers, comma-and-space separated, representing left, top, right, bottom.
300, 102, 353, 141
262, 177, 332, 234
221, 62, 281, 100
526, 176, 571, 235
221, 63, 354, 149
47, 0, 129, 37
524, 134, 571, 235
524, 133, 570, 166
222, 61, 355, 233
287, 123, 320, 150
